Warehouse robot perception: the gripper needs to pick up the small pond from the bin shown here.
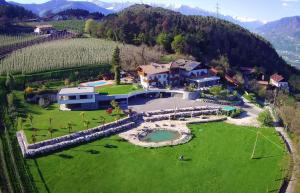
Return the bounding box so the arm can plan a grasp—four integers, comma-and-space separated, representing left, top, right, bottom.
140, 130, 180, 143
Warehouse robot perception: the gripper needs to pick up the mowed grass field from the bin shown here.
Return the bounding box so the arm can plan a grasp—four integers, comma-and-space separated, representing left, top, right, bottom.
27, 122, 289, 193
15, 92, 124, 142
96, 84, 143, 95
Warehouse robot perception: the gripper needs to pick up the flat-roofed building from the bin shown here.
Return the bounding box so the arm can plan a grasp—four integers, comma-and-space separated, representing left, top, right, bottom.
58, 87, 97, 110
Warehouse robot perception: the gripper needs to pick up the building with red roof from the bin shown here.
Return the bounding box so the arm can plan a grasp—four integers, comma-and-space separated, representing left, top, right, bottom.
270, 73, 289, 90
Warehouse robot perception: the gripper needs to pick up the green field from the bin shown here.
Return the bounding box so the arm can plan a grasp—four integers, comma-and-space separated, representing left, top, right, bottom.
96, 84, 143, 95
27, 122, 289, 193
15, 92, 124, 142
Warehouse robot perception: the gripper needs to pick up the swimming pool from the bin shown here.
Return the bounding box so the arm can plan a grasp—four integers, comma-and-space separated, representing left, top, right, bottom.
84, 81, 108, 87
140, 130, 180, 143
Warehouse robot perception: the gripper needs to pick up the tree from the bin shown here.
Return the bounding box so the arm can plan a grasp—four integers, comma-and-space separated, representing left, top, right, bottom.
112, 46, 121, 85
84, 19, 97, 35
80, 112, 85, 121
31, 134, 37, 144
5, 72, 14, 91
209, 86, 223, 96
257, 111, 273, 127
156, 32, 172, 51
48, 126, 53, 138
84, 120, 90, 130
67, 122, 73, 133
171, 34, 185, 54
99, 116, 106, 125
28, 114, 34, 131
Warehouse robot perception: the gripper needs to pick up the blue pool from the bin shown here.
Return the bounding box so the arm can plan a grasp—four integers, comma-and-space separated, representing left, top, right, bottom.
141, 130, 180, 143
86, 81, 107, 87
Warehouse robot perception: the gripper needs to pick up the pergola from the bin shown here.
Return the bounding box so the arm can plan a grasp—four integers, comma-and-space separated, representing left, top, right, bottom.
189, 76, 220, 89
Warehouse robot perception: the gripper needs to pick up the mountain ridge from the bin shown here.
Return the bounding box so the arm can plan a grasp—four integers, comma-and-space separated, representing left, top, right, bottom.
9, 0, 264, 30
10, 0, 112, 16
256, 16, 300, 69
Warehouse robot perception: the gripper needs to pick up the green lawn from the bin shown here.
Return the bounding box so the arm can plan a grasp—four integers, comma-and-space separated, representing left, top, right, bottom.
15, 92, 124, 143
96, 84, 143, 95
27, 122, 289, 193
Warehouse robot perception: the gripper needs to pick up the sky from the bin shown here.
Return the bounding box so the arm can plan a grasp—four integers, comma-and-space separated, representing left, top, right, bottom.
11, 0, 300, 22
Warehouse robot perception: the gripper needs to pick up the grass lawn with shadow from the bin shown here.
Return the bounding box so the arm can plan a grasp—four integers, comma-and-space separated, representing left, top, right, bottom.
14, 91, 125, 142
27, 122, 289, 193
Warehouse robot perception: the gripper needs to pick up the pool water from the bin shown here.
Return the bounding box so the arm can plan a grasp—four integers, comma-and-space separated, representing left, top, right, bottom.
86, 81, 107, 87
141, 130, 180, 143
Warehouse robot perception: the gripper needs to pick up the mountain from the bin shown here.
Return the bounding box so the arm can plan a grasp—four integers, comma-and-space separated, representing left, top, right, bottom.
88, 0, 264, 30
257, 16, 300, 69
10, 0, 112, 16
258, 16, 300, 38
11, 0, 264, 30
96, 4, 295, 77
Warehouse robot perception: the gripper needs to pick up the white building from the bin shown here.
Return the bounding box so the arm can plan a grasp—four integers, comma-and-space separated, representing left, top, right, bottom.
137, 63, 171, 89
57, 87, 97, 110
270, 73, 289, 90
34, 25, 55, 35
137, 59, 220, 89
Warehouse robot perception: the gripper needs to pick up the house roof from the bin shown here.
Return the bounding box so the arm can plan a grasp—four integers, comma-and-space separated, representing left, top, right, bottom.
270, 73, 285, 82
139, 63, 171, 75
35, 24, 53, 29
58, 87, 95, 95
171, 59, 202, 71
257, 81, 269, 85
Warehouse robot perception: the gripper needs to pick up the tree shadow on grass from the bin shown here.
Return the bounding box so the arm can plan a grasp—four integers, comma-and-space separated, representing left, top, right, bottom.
104, 144, 118, 148
252, 155, 282, 160
34, 159, 51, 193
86, 149, 100, 154
57, 154, 74, 159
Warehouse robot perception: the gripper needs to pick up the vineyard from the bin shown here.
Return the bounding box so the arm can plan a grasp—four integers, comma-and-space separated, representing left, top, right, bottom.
0, 38, 162, 75
0, 34, 40, 49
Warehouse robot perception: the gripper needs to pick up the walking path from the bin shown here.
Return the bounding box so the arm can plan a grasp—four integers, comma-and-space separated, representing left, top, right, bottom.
275, 126, 299, 193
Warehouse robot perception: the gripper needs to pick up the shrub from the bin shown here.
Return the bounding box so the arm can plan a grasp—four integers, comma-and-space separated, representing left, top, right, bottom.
243, 92, 256, 103
230, 108, 244, 118
258, 110, 273, 127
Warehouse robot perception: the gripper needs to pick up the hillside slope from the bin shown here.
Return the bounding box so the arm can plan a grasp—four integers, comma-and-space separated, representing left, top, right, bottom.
97, 4, 296, 77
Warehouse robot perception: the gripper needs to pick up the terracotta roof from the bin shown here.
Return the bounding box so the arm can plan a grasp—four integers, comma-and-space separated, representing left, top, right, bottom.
139, 63, 171, 75
225, 75, 239, 86
210, 67, 219, 75
257, 81, 269, 85
270, 73, 285, 82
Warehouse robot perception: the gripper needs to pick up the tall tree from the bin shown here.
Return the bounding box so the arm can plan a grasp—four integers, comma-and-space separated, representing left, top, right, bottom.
156, 32, 172, 51
5, 72, 14, 91
112, 46, 121, 85
171, 34, 185, 54
84, 19, 97, 35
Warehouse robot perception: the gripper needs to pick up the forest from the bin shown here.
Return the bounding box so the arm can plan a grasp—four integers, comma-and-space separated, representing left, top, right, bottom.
86, 4, 299, 79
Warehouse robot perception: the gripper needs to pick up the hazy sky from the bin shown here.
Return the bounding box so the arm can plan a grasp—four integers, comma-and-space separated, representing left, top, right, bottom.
11, 0, 300, 22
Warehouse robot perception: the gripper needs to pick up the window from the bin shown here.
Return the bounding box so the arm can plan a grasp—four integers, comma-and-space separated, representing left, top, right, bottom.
80, 95, 88, 99
69, 96, 76, 100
